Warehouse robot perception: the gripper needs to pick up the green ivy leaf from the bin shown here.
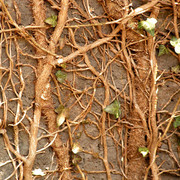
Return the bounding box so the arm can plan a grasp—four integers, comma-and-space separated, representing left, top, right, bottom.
55, 105, 69, 127
170, 36, 178, 47
171, 65, 180, 74
104, 100, 121, 119
138, 21, 143, 29
55, 104, 64, 114
55, 70, 66, 83
174, 44, 180, 54
170, 37, 180, 54
71, 154, 82, 165
138, 147, 149, 157
44, 15, 57, 27
173, 116, 180, 128
138, 18, 157, 36
158, 45, 169, 56
60, 63, 66, 69
146, 29, 155, 36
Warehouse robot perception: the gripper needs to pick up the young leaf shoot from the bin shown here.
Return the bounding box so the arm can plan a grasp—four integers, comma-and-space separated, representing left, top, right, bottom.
173, 116, 180, 128
171, 65, 180, 74
158, 45, 169, 56
104, 100, 121, 119
170, 37, 180, 54
55, 104, 69, 127
44, 15, 57, 27
71, 154, 82, 165
138, 147, 149, 157
138, 18, 157, 36
55, 70, 67, 83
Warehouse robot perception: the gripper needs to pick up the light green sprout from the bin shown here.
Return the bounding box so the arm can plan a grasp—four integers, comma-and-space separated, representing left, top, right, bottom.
138, 147, 149, 157
55, 70, 67, 83
158, 45, 169, 56
104, 100, 121, 119
55, 105, 69, 127
44, 15, 57, 27
170, 37, 180, 54
138, 18, 157, 36
173, 116, 180, 128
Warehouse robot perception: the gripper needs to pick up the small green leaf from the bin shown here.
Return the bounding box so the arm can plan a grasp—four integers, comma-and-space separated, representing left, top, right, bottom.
138, 18, 157, 36
170, 36, 178, 47
174, 44, 180, 54
171, 65, 180, 74
60, 63, 66, 69
72, 142, 82, 154
55, 104, 69, 127
138, 147, 149, 157
170, 37, 180, 54
55, 104, 64, 114
146, 29, 155, 36
104, 100, 121, 119
44, 15, 57, 27
55, 70, 67, 83
138, 21, 143, 29
158, 45, 169, 56
56, 110, 66, 127
173, 116, 180, 128
71, 154, 82, 165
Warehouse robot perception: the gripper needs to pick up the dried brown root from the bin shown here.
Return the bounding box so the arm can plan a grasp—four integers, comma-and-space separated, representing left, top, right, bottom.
31, 0, 72, 179
105, 0, 160, 179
